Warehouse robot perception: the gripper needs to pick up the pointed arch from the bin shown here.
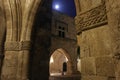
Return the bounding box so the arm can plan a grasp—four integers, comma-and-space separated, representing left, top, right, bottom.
20, 0, 42, 41
49, 48, 73, 75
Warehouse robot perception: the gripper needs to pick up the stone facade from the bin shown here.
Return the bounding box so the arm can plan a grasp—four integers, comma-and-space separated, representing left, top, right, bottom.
74, 0, 120, 80
27, 3, 79, 80
50, 10, 78, 75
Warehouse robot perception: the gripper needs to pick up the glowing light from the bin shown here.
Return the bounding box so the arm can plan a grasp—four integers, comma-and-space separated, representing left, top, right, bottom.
65, 56, 68, 62
50, 56, 54, 63
55, 4, 60, 9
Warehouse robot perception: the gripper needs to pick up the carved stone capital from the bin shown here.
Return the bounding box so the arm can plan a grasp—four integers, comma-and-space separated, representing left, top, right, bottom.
5, 41, 31, 51
5, 41, 21, 51
75, 3, 108, 34
21, 41, 31, 50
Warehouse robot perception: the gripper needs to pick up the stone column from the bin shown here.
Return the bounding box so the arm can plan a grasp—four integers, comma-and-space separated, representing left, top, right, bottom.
105, 0, 120, 79
1, 0, 42, 80
71, 60, 80, 75
17, 41, 31, 80
75, 0, 117, 80
1, 42, 21, 80
66, 61, 72, 75
1, 41, 31, 80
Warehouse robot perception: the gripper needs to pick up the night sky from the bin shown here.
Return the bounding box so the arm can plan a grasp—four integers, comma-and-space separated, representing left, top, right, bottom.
52, 0, 76, 17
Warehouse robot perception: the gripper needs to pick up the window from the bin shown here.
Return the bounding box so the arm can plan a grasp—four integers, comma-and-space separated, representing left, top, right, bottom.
55, 20, 68, 38
58, 26, 65, 38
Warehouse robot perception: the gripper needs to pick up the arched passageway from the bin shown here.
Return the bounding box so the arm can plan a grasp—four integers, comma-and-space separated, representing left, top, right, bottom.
0, 0, 80, 80
0, 0, 79, 80
49, 48, 72, 76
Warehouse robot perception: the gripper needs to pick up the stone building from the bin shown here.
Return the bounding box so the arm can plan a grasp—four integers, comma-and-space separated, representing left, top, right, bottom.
0, 0, 120, 80
74, 0, 120, 80
50, 10, 78, 75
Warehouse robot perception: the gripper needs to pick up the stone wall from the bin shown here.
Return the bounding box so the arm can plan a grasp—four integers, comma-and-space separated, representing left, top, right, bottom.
106, 0, 120, 79
80, 0, 102, 12
52, 10, 76, 40
51, 10, 78, 74
75, 0, 120, 80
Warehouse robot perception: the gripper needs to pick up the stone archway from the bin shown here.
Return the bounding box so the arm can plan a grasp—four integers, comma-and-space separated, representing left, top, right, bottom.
0, 0, 78, 79
49, 48, 72, 76
0, 0, 78, 80
1, 0, 42, 80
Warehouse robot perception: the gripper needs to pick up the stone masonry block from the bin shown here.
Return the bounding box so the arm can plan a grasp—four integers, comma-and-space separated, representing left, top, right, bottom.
81, 57, 96, 75
95, 56, 115, 77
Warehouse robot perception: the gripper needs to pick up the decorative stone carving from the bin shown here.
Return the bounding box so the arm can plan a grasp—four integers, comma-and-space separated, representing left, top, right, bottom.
5, 41, 31, 51
5, 42, 21, 51
75, 3, 107, 34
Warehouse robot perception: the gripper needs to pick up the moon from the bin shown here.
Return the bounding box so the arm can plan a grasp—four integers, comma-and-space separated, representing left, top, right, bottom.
55, 4, 60, 9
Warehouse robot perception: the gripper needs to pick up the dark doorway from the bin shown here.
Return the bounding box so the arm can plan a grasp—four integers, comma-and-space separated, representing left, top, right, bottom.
62, 62, 67, 75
